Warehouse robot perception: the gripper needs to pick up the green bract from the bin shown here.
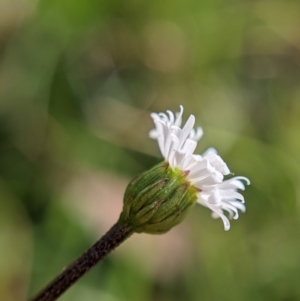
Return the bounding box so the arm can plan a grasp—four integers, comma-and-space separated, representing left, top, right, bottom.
119, 162, 198, 234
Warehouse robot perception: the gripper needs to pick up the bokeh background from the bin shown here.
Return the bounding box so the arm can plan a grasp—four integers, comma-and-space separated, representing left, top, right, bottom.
1, 0, 300, 300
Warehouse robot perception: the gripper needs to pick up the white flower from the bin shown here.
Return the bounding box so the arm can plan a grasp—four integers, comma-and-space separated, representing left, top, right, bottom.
149, 105, 250, 231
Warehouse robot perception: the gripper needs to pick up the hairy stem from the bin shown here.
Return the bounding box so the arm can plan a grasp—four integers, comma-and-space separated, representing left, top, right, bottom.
29, 222, 133, 301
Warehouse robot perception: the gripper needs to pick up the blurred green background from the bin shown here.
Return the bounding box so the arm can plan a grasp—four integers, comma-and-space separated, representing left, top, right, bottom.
1, 0, 300, 300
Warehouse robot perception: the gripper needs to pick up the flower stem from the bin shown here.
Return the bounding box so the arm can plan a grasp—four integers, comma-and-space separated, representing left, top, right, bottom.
29, 222, 133, 301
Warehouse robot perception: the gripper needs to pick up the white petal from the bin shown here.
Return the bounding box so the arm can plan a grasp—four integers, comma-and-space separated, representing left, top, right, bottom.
167, 110, 175, 125
181, 155, 195, 170
194, 172, 223, 186
202, 148, 218, 156
204, 153, 230, 175
189, 127, 204, 141
181, 139, 197, 157
167, 135, 179, 167
174, 105, 184, 127
219, 190, 245, 203
205, 204, 231, 231
229, 200, 246, 212
208, 190, 221, 204
174, 150, 186, 168
189, 160, 214, 178
177, 115, 196, 150
219, 179, 246, 190
221, 201, 239, 219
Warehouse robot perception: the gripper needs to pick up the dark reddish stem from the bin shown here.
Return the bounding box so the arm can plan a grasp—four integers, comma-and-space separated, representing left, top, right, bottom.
29, 223, 133, 301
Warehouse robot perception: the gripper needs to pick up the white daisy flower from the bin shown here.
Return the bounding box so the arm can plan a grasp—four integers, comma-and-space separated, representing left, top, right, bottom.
149, 105, 250, 231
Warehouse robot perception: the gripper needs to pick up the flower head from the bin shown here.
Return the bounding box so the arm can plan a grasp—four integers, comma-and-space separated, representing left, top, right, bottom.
149, 105, 250, 230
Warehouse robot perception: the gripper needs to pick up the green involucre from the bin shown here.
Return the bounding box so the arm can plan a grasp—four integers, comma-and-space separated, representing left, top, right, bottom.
119, 162, 198, 234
